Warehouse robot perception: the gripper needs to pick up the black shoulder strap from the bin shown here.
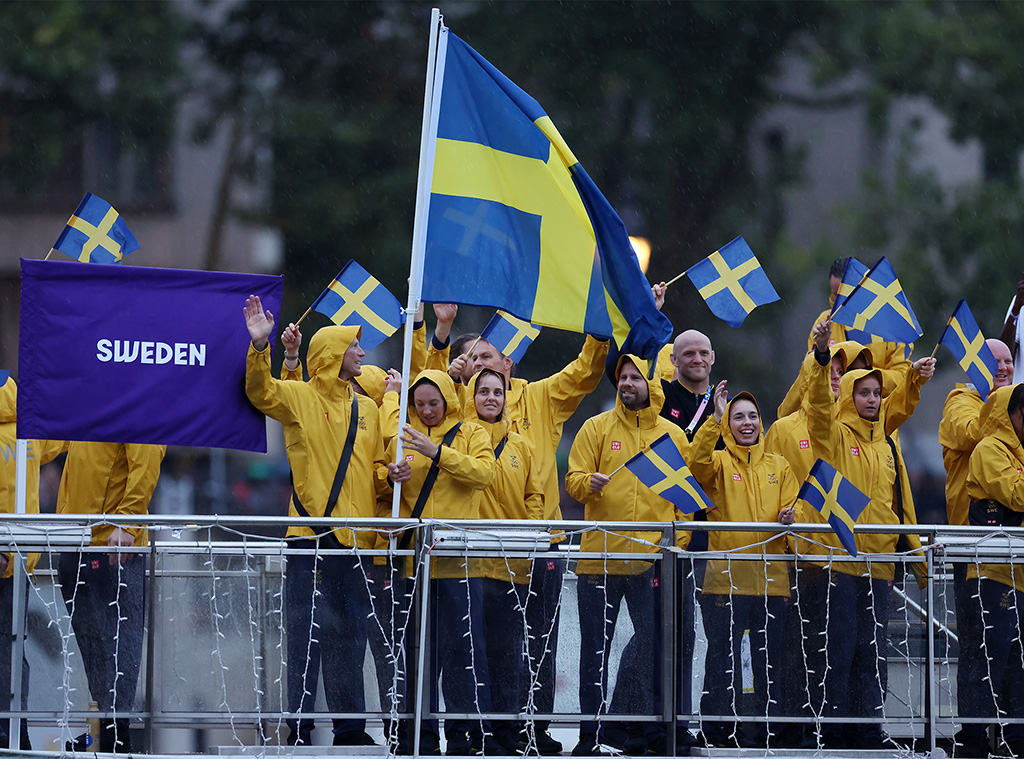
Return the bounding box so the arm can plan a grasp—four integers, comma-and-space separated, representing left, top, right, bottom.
291, 392, 361, 546
398, 422, 462, 550
494, 434, 509, 460
885, 435, 905, 525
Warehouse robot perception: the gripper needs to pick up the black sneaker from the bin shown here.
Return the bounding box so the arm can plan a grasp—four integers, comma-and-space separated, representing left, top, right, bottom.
532, 729, 563, 756
99, 718, 133, 754
334, 730, 378, 747
622, 734, 647, 756
447, 731, 472, 756
571, 734, 603, 757
286, 729, 313, 746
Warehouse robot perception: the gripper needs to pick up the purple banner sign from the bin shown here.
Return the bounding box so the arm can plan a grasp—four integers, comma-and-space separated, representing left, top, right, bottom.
18, 259, 283, 452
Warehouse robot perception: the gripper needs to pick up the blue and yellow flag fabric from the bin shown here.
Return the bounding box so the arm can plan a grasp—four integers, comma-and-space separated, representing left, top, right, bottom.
311, 260, 405, 352
684, 237, 780, 328
0, 371, 8, 388
53, 193, 140, 264
420, 31, 671, 360
624, 433, 716, 515
940, 299, 998, 399
796, 458, 870, 557
831, 257, 923, 345
830, 257, 884, 345
480, 310, 541, 363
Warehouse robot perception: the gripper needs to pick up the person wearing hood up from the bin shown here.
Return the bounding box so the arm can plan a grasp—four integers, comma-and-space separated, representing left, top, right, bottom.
939, 339, 1014, 757
689, 383, 798, 749
385, 370, 499, 756
0, 377, 64, 750
800, 317, 934, 750
462, 368, 544, 753
244, 295, 389, 748
441, 326, 608, 756
565, 354, 692, 757
961, 383, 1024, 758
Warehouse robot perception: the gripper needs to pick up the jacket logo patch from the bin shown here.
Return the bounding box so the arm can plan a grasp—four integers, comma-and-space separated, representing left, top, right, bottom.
850, 446, 860, 456
509, 455, 519, 469
650, 577, 659, 588
670, 408, 680, 418
358, 415, 367, 431
611, 441, 621, 450
733, 473, 742, 481
547, 560, 556, 571
521, 418, 532, 431
405, 454, 415, 462
768, 473, 778, 485
828, 339, 835, 346
325, 411, 329, 421
799, 440, 809, 449
91, 559, 100, 570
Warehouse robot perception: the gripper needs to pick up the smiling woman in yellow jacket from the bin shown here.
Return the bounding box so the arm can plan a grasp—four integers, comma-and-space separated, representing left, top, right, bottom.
461, 368, 543, 750
385, 369, 499, 756
565, 354, 691, 756
799, 318, 934, 750
689, 385, 797, 748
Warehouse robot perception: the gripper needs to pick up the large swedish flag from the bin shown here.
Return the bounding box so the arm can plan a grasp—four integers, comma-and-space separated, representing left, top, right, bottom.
421, 32, 671, 360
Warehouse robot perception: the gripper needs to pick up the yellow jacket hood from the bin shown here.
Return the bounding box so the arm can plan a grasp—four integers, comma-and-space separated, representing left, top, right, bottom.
307, 325, 361, 400
719, 391, 764, 464
836, 367, 886, 438
353, 364, 387, 406
977, 384, 1019, 447
614, 354, 665, 427
409, 369, 463, 435
462, 369, 510, 431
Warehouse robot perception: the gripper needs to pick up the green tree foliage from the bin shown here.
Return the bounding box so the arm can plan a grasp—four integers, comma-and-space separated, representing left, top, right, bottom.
0, 1, 183, 208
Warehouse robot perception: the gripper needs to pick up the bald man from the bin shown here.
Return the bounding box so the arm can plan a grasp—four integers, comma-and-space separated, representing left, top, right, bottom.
939, 338, 1015, 757
661, 330, 717, 438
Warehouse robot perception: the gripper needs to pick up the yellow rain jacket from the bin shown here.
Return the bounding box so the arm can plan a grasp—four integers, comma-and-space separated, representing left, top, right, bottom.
805, 359, 925, 579
690, 393, 798, 597
940, 385, 986, 527
566, 355, 692, 575
57, 441, 165, 548
966, 384, 1024, 590
462, 371, 544, 583
0, 379, 65, 576
246, 325, 388, 548
777, 341, 872, 419
385, 370, 495, 577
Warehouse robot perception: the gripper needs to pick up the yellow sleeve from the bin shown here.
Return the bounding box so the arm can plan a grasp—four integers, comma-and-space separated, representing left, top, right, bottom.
522, 445, 545, 521
566, 417, 602, 505
437, 423, 495, 490
969, 438, 1024, 511
777, 351, 815, 418
531, 336, 609, 424
279, 361, 304, 381
380, 391, 401, 445
883, 366, 927, 435
424, 330, 450, 374
116, 444, 166, 536
939, 390, 982, 453
688, 415, 722, 490
412, 323, 429, 378
807, 351, 841, 463
245, 343, 300, 424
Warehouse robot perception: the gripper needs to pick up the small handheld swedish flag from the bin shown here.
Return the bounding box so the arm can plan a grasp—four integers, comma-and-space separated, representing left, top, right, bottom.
831, 256, 922, 345
311, 260, 405, 351
624, 433, 716, 515
939, 299, 998, 399
479, 311, 541, 363
684, 236, 780, 328
796, 458, 870, 557
53, 193, 140, 264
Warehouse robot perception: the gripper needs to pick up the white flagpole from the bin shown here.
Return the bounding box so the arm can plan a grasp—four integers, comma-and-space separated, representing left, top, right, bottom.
392, 9, 448, 521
